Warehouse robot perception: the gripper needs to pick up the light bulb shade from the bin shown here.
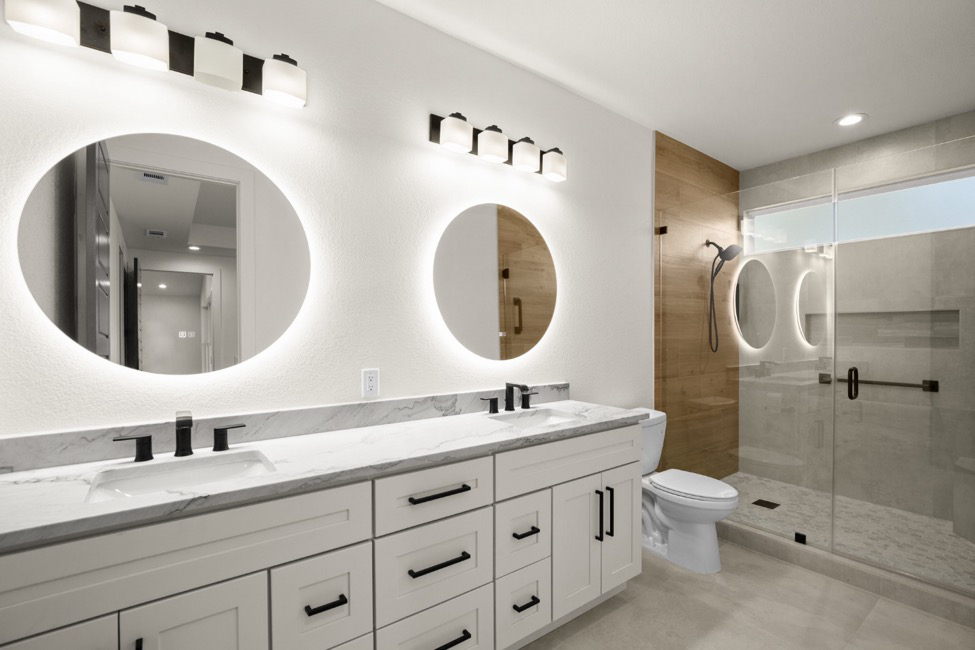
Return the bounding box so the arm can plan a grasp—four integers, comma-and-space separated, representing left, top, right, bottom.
4, 0, 80, 47
194, 32, 243, 90
541, 148, 567, 182
512, 137, 540, 173
477, 126, 508, 163
263, 54, 307, 108
111, 6, 169, 71
439, 113, 473, 153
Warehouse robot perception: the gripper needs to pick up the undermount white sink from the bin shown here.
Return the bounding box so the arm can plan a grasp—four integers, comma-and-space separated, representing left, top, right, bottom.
86, 450, 276, 503
490, 408, 581, 429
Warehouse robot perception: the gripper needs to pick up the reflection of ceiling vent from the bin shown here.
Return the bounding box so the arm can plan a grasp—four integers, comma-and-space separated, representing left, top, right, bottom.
145, 229, 168, 239
139, 171, 168, 185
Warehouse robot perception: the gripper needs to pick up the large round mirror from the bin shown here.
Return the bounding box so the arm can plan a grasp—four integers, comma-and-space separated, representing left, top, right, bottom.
434, 204, 556, 360
734, 258, 775, 349
18, 134, 310, 374
796, 271, 827, 345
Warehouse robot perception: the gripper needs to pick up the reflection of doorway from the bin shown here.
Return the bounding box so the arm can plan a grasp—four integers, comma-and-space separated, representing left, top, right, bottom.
138, 270, 213, 375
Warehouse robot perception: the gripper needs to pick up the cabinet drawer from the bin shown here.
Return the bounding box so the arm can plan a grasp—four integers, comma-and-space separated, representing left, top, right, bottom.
1, 615, 116, 650
495, 559, 552, 650
376, 583, 494, 650
495, 489, 551, 578
375, 457, 493, 536
374, 507, 493, 627
335, 633, 374, 650
495, 425, 641, 500
271, 541, 373, 650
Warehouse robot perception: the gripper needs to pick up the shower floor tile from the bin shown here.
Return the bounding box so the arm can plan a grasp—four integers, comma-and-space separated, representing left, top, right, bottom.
724, 472, 975, 596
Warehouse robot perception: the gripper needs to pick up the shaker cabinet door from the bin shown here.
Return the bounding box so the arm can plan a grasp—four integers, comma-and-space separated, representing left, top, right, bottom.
551, 473, 602, 620
600, 462, 642, 592
2, 615, 117, 650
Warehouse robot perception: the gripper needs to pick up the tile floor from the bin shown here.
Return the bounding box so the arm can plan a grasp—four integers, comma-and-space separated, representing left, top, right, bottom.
525, 542, 975, 649
723, 472, 975, 596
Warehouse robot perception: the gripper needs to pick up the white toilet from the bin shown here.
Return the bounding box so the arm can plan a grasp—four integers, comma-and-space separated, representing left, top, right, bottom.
637, 409, 738, 574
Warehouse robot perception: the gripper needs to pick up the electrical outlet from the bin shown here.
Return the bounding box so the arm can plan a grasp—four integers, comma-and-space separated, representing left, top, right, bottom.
362, 368, 380, 398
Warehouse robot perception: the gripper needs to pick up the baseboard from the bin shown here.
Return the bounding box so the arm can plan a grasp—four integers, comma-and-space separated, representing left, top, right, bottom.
717, 520, 975, 630
506, 584, 627, 650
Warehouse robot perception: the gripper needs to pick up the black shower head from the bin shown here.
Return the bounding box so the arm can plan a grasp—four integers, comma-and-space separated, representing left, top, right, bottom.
706, 240, 742, 261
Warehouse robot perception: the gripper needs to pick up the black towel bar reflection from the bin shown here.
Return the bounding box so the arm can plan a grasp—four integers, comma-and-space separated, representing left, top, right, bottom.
818, 372, 939, 399
408, 551, 471, 578
304, 593, 347, 617
435, 629, 472, 650
408, 484, 471, 505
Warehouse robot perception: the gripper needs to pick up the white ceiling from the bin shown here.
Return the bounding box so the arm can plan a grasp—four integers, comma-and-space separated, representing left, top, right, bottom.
375, 0, 975, 170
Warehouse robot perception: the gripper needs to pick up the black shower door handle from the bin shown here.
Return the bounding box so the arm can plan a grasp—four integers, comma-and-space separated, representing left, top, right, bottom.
848, 366, 859, 400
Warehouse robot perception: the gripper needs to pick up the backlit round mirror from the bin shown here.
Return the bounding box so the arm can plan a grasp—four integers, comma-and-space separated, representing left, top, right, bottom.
797, 271, 827, 345
434, 204, 556, 360
18, 134, 310, 374
734, 258, 775, 349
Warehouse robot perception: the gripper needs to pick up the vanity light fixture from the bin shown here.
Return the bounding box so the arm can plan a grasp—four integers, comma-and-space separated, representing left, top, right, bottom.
262, 53, 307, 108
194, 32, 243, 90
541, 147, 567, 182
438, 113, 474, 153
429, 113, 566, 182
512, 137, 541, 173
477, 125, 508, 163
110, 5, 168, 71
835, 113, 867, 126
4, 0, 80, 47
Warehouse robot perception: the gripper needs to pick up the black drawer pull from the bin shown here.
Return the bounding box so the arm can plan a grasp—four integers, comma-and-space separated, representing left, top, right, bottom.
606, 486, 616, 537
435, 629, 472, 650
408, 551, 471, 578
304, 593, 348, 616
135, 640, 143, 650
595, 489, 605, 542
408, 484, 472, 505
512, 525, 541, 540
513, 595, 541, 613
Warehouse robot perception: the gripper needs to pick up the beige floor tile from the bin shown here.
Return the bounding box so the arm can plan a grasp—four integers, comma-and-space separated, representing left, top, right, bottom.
845, 599, 975, 649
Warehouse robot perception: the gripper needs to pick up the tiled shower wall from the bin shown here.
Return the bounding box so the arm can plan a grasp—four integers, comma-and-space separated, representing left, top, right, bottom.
653, 133, 740, 479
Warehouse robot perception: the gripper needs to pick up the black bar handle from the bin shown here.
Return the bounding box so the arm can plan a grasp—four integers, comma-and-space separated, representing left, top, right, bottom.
135, 640, 143, 650
304, 593, 348, 617
513, 595, 541, 613
606, 486, 616, 537
435, 629, 472, 650
595, 490, 604, 542
848, 366, 859, 400
512, 525, 541, 540
409, 484, 472, 505
821, 372, 938, 393
408, 551, 471, 579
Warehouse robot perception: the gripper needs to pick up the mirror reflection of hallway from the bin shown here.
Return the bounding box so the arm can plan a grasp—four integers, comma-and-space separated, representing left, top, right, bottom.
138, 270, 215, 375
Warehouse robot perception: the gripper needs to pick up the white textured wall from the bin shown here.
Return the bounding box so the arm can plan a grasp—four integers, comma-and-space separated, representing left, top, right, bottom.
0, 0, 654, 436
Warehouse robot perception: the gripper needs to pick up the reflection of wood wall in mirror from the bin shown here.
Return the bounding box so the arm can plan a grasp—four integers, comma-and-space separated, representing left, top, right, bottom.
654, 132, 740, 480
497, 206, 556, 360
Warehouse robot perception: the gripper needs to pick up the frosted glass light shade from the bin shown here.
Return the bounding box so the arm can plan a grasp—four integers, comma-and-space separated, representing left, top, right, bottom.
263, 54, 307, 108
477, 125, 508, 163
512, 137, 540, 173
541, 148, 567, 182
440, 113, 473, 153
111, 6, 169, 71
194, 32, 242, 90
4, 0, 80, 47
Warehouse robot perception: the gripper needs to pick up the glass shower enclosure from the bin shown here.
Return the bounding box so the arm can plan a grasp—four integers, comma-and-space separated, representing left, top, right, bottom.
725, 135, 975, 597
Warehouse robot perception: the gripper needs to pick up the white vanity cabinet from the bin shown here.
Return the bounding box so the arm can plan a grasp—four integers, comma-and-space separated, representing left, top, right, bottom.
0, 615, 117, 650
119, 573, 268, 650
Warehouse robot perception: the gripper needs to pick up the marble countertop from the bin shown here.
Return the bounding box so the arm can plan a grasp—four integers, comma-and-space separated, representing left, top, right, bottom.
0, 400, 647, 554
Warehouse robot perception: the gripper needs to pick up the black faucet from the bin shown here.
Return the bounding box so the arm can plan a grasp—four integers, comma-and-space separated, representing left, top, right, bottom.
504, 383, 530, 412
175, 411, 194, 457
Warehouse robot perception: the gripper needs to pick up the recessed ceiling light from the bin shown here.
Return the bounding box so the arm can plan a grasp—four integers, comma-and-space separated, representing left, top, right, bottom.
158, 283, 167, 289
188, 245, 201, 251
137, 282, 142, 288
835, 113, 867, 126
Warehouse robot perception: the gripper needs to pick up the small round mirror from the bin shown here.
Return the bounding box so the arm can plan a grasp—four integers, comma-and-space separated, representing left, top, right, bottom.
434, 204, 556, 360
735, 258, 775, 349
796, 271, 827, 345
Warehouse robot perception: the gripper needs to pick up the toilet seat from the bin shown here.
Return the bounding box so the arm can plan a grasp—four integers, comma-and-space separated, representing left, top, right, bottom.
646, 469, 738, 502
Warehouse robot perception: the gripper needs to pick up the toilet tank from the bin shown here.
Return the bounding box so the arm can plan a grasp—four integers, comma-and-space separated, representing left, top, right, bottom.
634, 409, 667, 474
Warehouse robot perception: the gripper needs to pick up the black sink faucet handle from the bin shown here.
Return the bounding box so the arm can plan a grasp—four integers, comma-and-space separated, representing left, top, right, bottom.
113, 434, 153, 462
213, 424, 246, 452
521, 391, 539, 410
480, 397, 499, 414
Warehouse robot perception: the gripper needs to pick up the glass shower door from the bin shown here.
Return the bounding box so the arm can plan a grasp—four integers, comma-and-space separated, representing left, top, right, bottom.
831, 139, 975, 596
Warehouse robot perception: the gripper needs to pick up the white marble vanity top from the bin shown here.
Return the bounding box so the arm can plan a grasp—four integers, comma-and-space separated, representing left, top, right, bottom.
0, 400, 646, 554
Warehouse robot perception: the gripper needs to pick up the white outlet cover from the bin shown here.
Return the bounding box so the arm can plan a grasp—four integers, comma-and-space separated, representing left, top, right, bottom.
362, 368, 380, 398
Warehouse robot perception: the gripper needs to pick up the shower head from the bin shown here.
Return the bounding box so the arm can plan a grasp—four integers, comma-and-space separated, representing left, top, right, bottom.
706, 240, 742, 262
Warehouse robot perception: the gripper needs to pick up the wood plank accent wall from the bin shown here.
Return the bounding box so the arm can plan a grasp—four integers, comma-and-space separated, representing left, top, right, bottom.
654, 132, 740, 479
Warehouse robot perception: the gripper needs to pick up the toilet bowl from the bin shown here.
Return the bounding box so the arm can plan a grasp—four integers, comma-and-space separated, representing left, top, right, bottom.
635, 409, 739, 574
